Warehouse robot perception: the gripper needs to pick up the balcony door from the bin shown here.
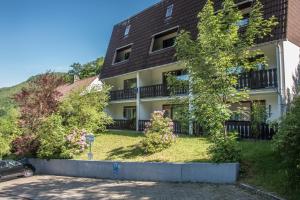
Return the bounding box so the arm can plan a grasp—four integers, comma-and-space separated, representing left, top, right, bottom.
124, 78, 137, 89
123, 106, 136, 120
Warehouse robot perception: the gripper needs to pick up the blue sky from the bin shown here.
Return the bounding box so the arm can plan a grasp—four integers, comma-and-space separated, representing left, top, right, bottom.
0, 0, 160, 88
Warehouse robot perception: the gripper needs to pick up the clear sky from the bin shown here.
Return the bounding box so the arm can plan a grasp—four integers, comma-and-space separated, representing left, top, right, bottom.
0, 0, 160, 88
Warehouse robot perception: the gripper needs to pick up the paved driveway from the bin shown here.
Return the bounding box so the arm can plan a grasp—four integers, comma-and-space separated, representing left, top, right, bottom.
0, 176, 265, 200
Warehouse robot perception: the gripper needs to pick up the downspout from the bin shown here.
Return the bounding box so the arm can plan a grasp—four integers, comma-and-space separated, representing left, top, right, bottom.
276, 42, 286, 117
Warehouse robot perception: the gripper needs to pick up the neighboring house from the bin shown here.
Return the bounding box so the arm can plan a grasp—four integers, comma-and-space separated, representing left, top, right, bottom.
57, 76, 102, 100
100, 0, 300, 135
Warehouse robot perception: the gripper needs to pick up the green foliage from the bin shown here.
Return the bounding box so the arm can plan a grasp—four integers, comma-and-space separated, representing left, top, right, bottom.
208, 132, 241, 163
59, 85, 112, 133
37, 114, 72, 159
273, 96, 300, 190
251, 101, 268, 138
68, 57, 104, 80
0, 134, 10, 159
176, 0, 277, 137
141, 111, 176, 154
0, 107, 20, 158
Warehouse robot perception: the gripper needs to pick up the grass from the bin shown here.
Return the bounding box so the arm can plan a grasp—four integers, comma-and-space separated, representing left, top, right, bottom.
76, 131, 211, 162
76, 130, 299, 200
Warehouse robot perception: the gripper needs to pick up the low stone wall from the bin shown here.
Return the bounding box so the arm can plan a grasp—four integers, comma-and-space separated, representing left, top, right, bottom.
28, 159, 239, 184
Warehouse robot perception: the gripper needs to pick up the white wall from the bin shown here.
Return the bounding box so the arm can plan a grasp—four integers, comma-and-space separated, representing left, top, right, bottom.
103, 72, 137, 90
283, 41, 300, 96
250, 93, 280, 121
106, 103, 136, 119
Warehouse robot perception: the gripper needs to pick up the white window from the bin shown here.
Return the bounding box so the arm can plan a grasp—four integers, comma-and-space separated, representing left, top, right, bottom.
165, 4, 174, 18
124, 25, 131, 37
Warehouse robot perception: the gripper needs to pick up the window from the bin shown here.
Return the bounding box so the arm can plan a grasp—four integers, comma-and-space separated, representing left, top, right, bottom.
165, 4, 174, 18
124, 78, 137, 89
114, 45, 132, 64
151, 27, 178, 52
163, 69, 188, 85
124, 25, 131, 37
123, 106, 136, 119
237, 1, 253, 27
162, 104, 185, 120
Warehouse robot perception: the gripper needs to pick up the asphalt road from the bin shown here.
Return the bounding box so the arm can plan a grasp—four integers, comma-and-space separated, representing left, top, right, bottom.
0, 176, 266, 200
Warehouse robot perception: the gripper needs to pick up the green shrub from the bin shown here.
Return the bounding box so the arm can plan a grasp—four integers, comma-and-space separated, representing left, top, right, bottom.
0, 134, 10, 159
141, 111, 176, 154
37, 114, 72, 159
59, 86, 112, 133
273, 96, 300, 190
208, 132, 241, 163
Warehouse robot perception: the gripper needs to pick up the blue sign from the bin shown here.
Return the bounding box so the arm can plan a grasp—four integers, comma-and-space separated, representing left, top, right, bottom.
113, 163, 120, 176
86, 134, 95, 143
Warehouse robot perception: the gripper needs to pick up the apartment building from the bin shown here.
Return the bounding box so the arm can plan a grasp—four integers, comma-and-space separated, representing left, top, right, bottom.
100, 0, 300, 136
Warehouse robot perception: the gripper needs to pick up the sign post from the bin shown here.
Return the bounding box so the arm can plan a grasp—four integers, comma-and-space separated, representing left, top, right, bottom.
85, 134, 95, 160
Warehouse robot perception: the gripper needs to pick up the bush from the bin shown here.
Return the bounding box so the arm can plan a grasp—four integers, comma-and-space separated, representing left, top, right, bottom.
37, 114, 71, 159
11, 134, 40, 157
59, 86, 112, 133
273, 96, 300, 189
141, 111, 176, 154
66, 129, 88, 155
208, 132, 241, 163
0, 134, 10, 159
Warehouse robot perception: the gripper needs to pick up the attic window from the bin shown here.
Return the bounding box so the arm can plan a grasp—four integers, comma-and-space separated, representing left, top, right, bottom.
114, 45, 132, 64
124, 25, 131, 37
165, 4, 174, 18
150, 27, 178, 52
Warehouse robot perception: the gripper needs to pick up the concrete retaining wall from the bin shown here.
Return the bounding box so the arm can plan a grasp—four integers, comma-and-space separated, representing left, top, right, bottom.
28, 159, 239, 184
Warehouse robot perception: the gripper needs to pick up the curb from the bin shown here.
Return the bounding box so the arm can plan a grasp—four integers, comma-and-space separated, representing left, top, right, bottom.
238, 183, 285, 200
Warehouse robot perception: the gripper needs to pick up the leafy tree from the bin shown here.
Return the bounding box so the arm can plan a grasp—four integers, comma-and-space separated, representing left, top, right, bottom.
68, 63, 83, 78
13, 72, 65, 134
37, 114, 71, 159
0, 107, 20, 158
59, 85, 112, 133
292, 57, 300, 96
251, 101, 268, 139
68, 57, 104, 80
176, 0, 276, 136
273, 96, 300, 191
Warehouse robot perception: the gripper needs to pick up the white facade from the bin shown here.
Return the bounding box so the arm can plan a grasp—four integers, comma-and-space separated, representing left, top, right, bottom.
102, 40, 300, 133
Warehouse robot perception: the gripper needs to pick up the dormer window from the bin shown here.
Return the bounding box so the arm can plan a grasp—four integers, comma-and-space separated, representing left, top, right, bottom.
165, 4, 174, 18
124, 25, 131, 37
150, 27, 178, 53
114, 45, 132, 64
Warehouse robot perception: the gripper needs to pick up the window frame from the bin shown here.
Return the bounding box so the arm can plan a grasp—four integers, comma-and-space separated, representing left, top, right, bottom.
123, 106, 136, 120
124, 78, 137, 89
124, 25, 131, 37
112, 43, 133, 65
149, 26, 179, 54
165, 4, 174, 19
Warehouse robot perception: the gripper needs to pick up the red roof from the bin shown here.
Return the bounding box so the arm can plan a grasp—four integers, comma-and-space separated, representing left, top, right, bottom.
56, 76, 98, 100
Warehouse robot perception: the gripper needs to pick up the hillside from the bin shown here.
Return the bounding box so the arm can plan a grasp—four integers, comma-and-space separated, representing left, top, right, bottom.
0, 72, 70, 115
0, 81, 28, 111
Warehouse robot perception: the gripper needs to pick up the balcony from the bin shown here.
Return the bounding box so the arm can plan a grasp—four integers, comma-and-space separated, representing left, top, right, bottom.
108, 69, 277, 101
140, 84, 188, 98
107, 119, 276, 140
109, 88, 137, 101
237, 69, 277, 89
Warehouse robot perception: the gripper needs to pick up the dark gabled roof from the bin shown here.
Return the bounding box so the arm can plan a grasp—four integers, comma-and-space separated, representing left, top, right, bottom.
101, 0, 288, 79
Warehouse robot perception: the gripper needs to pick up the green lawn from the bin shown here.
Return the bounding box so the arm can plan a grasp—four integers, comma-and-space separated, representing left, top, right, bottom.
76, 131, 299, 200
76, 131, 211, 162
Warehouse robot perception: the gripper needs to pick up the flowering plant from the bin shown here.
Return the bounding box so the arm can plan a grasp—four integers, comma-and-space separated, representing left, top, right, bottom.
141, 110, 176, 153
66, 129, 88, 154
